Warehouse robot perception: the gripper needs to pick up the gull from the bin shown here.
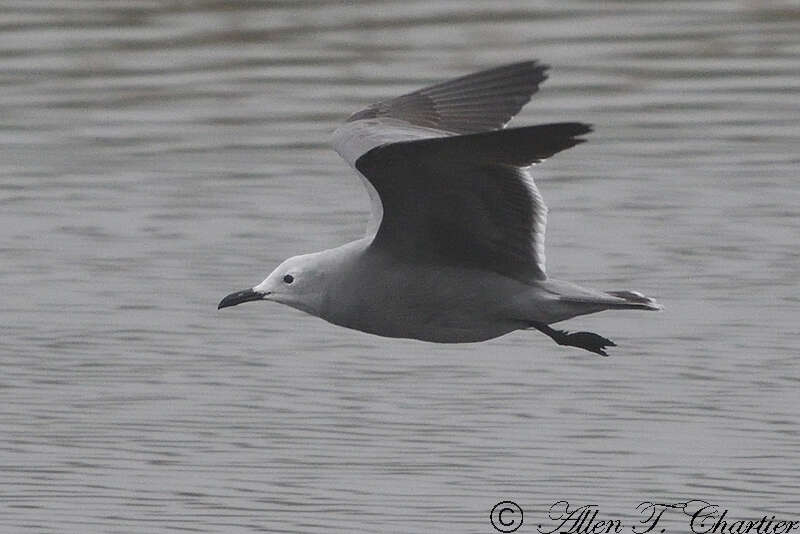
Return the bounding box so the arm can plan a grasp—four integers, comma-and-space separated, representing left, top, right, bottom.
218, 61, 661, 356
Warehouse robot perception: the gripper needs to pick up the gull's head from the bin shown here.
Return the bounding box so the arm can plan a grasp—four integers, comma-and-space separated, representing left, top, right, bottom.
217, 253, 327, 316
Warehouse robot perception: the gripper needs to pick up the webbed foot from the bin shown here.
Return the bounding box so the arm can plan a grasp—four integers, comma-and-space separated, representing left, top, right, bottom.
530, 322, 616, 357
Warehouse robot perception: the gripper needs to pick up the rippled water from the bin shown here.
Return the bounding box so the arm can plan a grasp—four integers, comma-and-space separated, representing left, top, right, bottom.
2, 1, 799, 532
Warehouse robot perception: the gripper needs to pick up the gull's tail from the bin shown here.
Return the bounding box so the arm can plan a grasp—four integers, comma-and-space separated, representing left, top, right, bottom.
602, 290, 662, 311
554, 287, 663, 312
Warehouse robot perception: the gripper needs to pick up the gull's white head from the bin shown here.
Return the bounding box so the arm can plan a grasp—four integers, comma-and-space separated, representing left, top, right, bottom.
218, 252, 327, 316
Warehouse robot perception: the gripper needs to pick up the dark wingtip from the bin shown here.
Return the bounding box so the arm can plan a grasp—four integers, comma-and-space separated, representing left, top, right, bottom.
518, 59, 549, 79
562, 122, 594, 148
569, 122, 594, 137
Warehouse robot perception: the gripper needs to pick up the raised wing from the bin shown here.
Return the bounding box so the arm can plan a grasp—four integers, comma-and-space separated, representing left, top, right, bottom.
345, 60, 548, 134
355, 123, 592, 282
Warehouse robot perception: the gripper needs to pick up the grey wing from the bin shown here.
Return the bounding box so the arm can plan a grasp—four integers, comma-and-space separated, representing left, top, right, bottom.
355, 123, 592, 283
345, 60, 548, 134
333, 61, 551, 237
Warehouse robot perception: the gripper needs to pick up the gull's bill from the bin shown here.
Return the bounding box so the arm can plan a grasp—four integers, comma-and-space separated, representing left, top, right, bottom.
218, 288, 264, 309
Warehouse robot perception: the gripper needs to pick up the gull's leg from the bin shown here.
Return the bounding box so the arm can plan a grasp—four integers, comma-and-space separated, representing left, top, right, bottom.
529, 322, 616, 357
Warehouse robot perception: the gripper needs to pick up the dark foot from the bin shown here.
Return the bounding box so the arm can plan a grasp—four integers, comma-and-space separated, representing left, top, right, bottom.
530, 322, 616, 357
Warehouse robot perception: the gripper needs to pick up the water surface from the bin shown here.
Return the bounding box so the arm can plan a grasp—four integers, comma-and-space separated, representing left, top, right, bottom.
2, 1, 799, 532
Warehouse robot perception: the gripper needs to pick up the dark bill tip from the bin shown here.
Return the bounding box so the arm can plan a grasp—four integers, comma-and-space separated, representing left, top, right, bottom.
218, 288, 264, 309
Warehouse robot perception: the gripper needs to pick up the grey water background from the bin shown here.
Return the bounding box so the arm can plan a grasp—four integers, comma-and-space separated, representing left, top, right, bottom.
2, 1, 799, 532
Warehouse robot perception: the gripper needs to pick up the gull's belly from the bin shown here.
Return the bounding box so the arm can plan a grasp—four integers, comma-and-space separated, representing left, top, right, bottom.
329, 295, 524, 343
322, 261, 534, 343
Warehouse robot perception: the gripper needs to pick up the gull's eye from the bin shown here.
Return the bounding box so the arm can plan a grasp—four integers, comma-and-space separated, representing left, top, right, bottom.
283, 274, 294, 284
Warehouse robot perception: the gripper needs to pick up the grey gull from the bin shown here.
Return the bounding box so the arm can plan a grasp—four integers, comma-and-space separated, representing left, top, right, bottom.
218, 61, 661, 356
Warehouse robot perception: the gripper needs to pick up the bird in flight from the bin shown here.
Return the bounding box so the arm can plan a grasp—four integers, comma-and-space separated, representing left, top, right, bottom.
219, 61, 661, 356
